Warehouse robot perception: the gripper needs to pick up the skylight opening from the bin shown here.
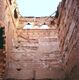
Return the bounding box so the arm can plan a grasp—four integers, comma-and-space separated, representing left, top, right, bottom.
16, 0, 62, 17
17, 0, 62, 29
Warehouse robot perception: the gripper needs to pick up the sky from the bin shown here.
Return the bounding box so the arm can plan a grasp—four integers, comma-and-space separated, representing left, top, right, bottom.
16, 0, 62, 17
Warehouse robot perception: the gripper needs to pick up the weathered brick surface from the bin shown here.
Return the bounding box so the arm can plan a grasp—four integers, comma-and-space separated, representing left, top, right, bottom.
0, 0, 5, 24
19, 17, 56, 29
1, 0, 79, 80
0, 49, 6, 79
6, 29, 65, 80
57, 0, 79, 79
0, 0, 19, 80
0, 0, 6, 79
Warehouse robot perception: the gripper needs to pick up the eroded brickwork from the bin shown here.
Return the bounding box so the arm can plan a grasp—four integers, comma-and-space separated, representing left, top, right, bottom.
19, 17, 56, 29
4, 0, 19, 79
6, 29, 65, 80
0, 0, 19, 79
0, 0, 5, 24
57, 0, 79, 79
0, 0, 6, 79
0, 0, 79, 80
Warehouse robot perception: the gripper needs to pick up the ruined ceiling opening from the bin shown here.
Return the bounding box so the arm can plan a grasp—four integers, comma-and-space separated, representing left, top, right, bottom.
16, 0, 62, 29
16, 0, 62, 17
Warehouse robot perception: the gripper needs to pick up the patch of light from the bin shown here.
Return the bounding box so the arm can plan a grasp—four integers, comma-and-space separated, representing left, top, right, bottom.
40, 25, 49, 29
23, 24, 49, 29
32, 26, 39, 29
23, 24, 33, 29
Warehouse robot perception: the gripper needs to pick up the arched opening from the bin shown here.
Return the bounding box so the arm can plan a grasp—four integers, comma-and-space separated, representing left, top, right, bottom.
23, 23, 33, 29
40, 23, 49, 29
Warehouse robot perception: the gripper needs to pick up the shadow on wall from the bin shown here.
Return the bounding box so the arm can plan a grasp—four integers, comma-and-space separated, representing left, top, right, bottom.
0, 27, 5, 49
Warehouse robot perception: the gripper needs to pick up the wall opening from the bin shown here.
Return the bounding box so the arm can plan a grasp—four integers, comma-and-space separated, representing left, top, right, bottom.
16, 0, 62, 17
23, 23, 49, 29
14, 8, 18, 19
0, 27, 5, 49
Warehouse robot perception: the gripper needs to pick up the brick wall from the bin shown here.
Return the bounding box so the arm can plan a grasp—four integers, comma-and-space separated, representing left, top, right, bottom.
5, 29, 65, 80
19, 17, 55, 29
0, 0, 6, 80
57, 0, 79, 79
0, 0, 5, 24
0, 0, 19, 79
4, 0, 19, 79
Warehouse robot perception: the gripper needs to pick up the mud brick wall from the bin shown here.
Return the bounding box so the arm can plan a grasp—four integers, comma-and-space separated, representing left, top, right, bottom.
0, 0, 6, 79
0, 0, 19, 79
0, 0, 5, 24
0, 49, 6, 80
19, 17, 55, 28
5, 29, 65, 80
0, 27, 6, 80
57, 0, 79, 79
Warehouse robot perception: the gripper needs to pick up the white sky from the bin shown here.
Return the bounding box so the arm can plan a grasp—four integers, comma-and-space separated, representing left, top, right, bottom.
16, 0, 62, 17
